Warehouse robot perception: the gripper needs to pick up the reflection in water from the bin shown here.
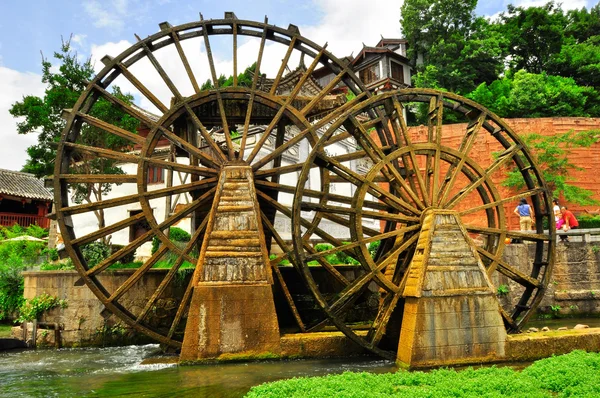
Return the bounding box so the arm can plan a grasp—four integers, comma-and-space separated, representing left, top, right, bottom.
0, 345, 396, 397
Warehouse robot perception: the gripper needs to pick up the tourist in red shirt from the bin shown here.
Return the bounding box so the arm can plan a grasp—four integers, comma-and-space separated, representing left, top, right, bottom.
560, 206, 579, 242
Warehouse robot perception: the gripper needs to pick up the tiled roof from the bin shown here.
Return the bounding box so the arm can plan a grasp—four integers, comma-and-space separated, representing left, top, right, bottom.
0, 169, 53, 201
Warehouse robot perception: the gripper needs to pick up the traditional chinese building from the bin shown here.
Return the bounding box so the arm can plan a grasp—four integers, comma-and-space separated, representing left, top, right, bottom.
0, 169, 52, 229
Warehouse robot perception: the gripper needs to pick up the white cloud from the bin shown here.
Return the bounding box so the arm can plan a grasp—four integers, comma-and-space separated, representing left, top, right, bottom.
301, 0, 403, 57
83, 0, 128, 31
0, 67, 46, 171
71, 34, 88, 47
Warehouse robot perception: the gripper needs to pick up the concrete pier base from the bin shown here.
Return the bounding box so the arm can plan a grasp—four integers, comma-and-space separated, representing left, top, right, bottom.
180, 283, 280, 361
397, 210, 506, 368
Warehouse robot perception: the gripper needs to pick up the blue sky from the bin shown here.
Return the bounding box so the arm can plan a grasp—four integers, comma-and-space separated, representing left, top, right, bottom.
0, 0, 597, 171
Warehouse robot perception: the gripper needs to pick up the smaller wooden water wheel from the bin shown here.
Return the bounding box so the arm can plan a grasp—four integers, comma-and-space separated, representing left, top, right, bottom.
291, 89, 555, 359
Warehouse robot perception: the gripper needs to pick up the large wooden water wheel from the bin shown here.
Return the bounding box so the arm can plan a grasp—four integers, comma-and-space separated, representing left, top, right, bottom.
291, 89, 555, 359
53, 14, 554, 358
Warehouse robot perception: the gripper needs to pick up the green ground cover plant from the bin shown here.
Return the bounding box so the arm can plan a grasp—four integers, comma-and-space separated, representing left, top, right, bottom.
17, 293, 67, 322
0, 226, 49, 321
0, 324, 12, 338
246, 350, 600, 398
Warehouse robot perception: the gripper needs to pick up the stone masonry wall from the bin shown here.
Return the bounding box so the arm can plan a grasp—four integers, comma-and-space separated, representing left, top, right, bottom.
499, 242, 600, 316
16, 270, 188, 347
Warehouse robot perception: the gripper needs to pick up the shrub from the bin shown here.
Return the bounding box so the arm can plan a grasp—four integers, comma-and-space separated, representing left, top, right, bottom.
0, 224, 49, 240
80, 242, 111, 267
576, 215, 600, 229
368, 240, 381, 259
151, 227, 192, 254
17, 294, 67, 322
110, 244, 135, 264
0, 258, 25, 321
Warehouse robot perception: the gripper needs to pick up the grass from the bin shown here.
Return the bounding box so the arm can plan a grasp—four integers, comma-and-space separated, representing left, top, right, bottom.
0, 324, 13, 338
245, 350, 600, 398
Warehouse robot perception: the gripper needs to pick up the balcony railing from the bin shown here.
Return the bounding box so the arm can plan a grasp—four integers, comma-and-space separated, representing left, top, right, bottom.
0, 212, 50, 229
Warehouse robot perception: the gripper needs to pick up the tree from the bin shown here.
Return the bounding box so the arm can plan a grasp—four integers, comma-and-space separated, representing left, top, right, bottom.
400, 0, 506, 94
503, 130, 600, 205
500, 2, 567, 74
10, 38, 138, 237
467, 70, 599, 118
564, 4, 600, 44
546, 36, 600, 88
199, 63, 256, 90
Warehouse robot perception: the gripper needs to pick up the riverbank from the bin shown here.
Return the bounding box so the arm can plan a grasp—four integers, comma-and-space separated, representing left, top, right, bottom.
246, 350, 600, 397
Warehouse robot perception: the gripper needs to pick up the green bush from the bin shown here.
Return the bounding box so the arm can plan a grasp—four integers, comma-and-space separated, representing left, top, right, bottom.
0, 224, 49, 240
17, 293, 67, 322
151, 227, 192, 254
110, 244, 135, 264
39, 261, 75, 271
0, 258, 25, 321
0, 238, 46, 321
576, 215, 600, 229
80, 242, 111, 267
368, 240, 381, 259
41, 247, 59, 262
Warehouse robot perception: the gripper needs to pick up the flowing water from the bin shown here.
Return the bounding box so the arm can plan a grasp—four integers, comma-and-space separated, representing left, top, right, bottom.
0, 345, 396, 397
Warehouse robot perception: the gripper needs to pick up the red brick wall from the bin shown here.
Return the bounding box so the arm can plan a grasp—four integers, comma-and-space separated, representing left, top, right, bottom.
407, 117, 600, 230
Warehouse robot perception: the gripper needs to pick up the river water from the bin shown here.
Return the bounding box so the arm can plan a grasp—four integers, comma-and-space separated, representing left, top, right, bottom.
0, 345, 396, 397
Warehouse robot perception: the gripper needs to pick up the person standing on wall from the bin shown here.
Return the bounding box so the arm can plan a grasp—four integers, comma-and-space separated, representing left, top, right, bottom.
514, 198, 534, 232
560, 206, 579, 243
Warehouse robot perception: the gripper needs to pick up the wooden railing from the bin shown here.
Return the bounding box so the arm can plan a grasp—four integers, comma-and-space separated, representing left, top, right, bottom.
0, 212, 50, 229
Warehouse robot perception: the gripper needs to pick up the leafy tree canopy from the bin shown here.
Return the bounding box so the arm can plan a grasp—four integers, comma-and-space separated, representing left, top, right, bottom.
10, 38, 139, 236
10, 38, 138, 178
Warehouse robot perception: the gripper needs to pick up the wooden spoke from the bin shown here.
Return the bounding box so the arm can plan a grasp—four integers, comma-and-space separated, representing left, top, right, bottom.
466, 226, 550, 242
300, 67, 348, 116
91, 82, 161, 130
269, 36, 297, 95
60, 178, 217, 215
246, 45, 328, 164
315, 152, 420, 215
305, 224, 420, 262
239, 16, 268, 160
159, 127, 221, 169
367, 290, 402, 347
111, 61, 169, 113
163, 22, 201, 94
75, 112, 145, 145
300, 202, 420, 223
430, 94, 444, 206
476, 246, 542, 289
460, 188, 544, 216
390, 96, 430, 205
438, 111, 486, 205
62, 142, 139, 163
71, 212, 146, 247
59, 174, 137, 184
182, 103, 228, 164
445, 144, 523, 209
108, 245, 170, 302
137, 216, 208, 324
135, 35, 183, 100
201, 22, 235, 159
